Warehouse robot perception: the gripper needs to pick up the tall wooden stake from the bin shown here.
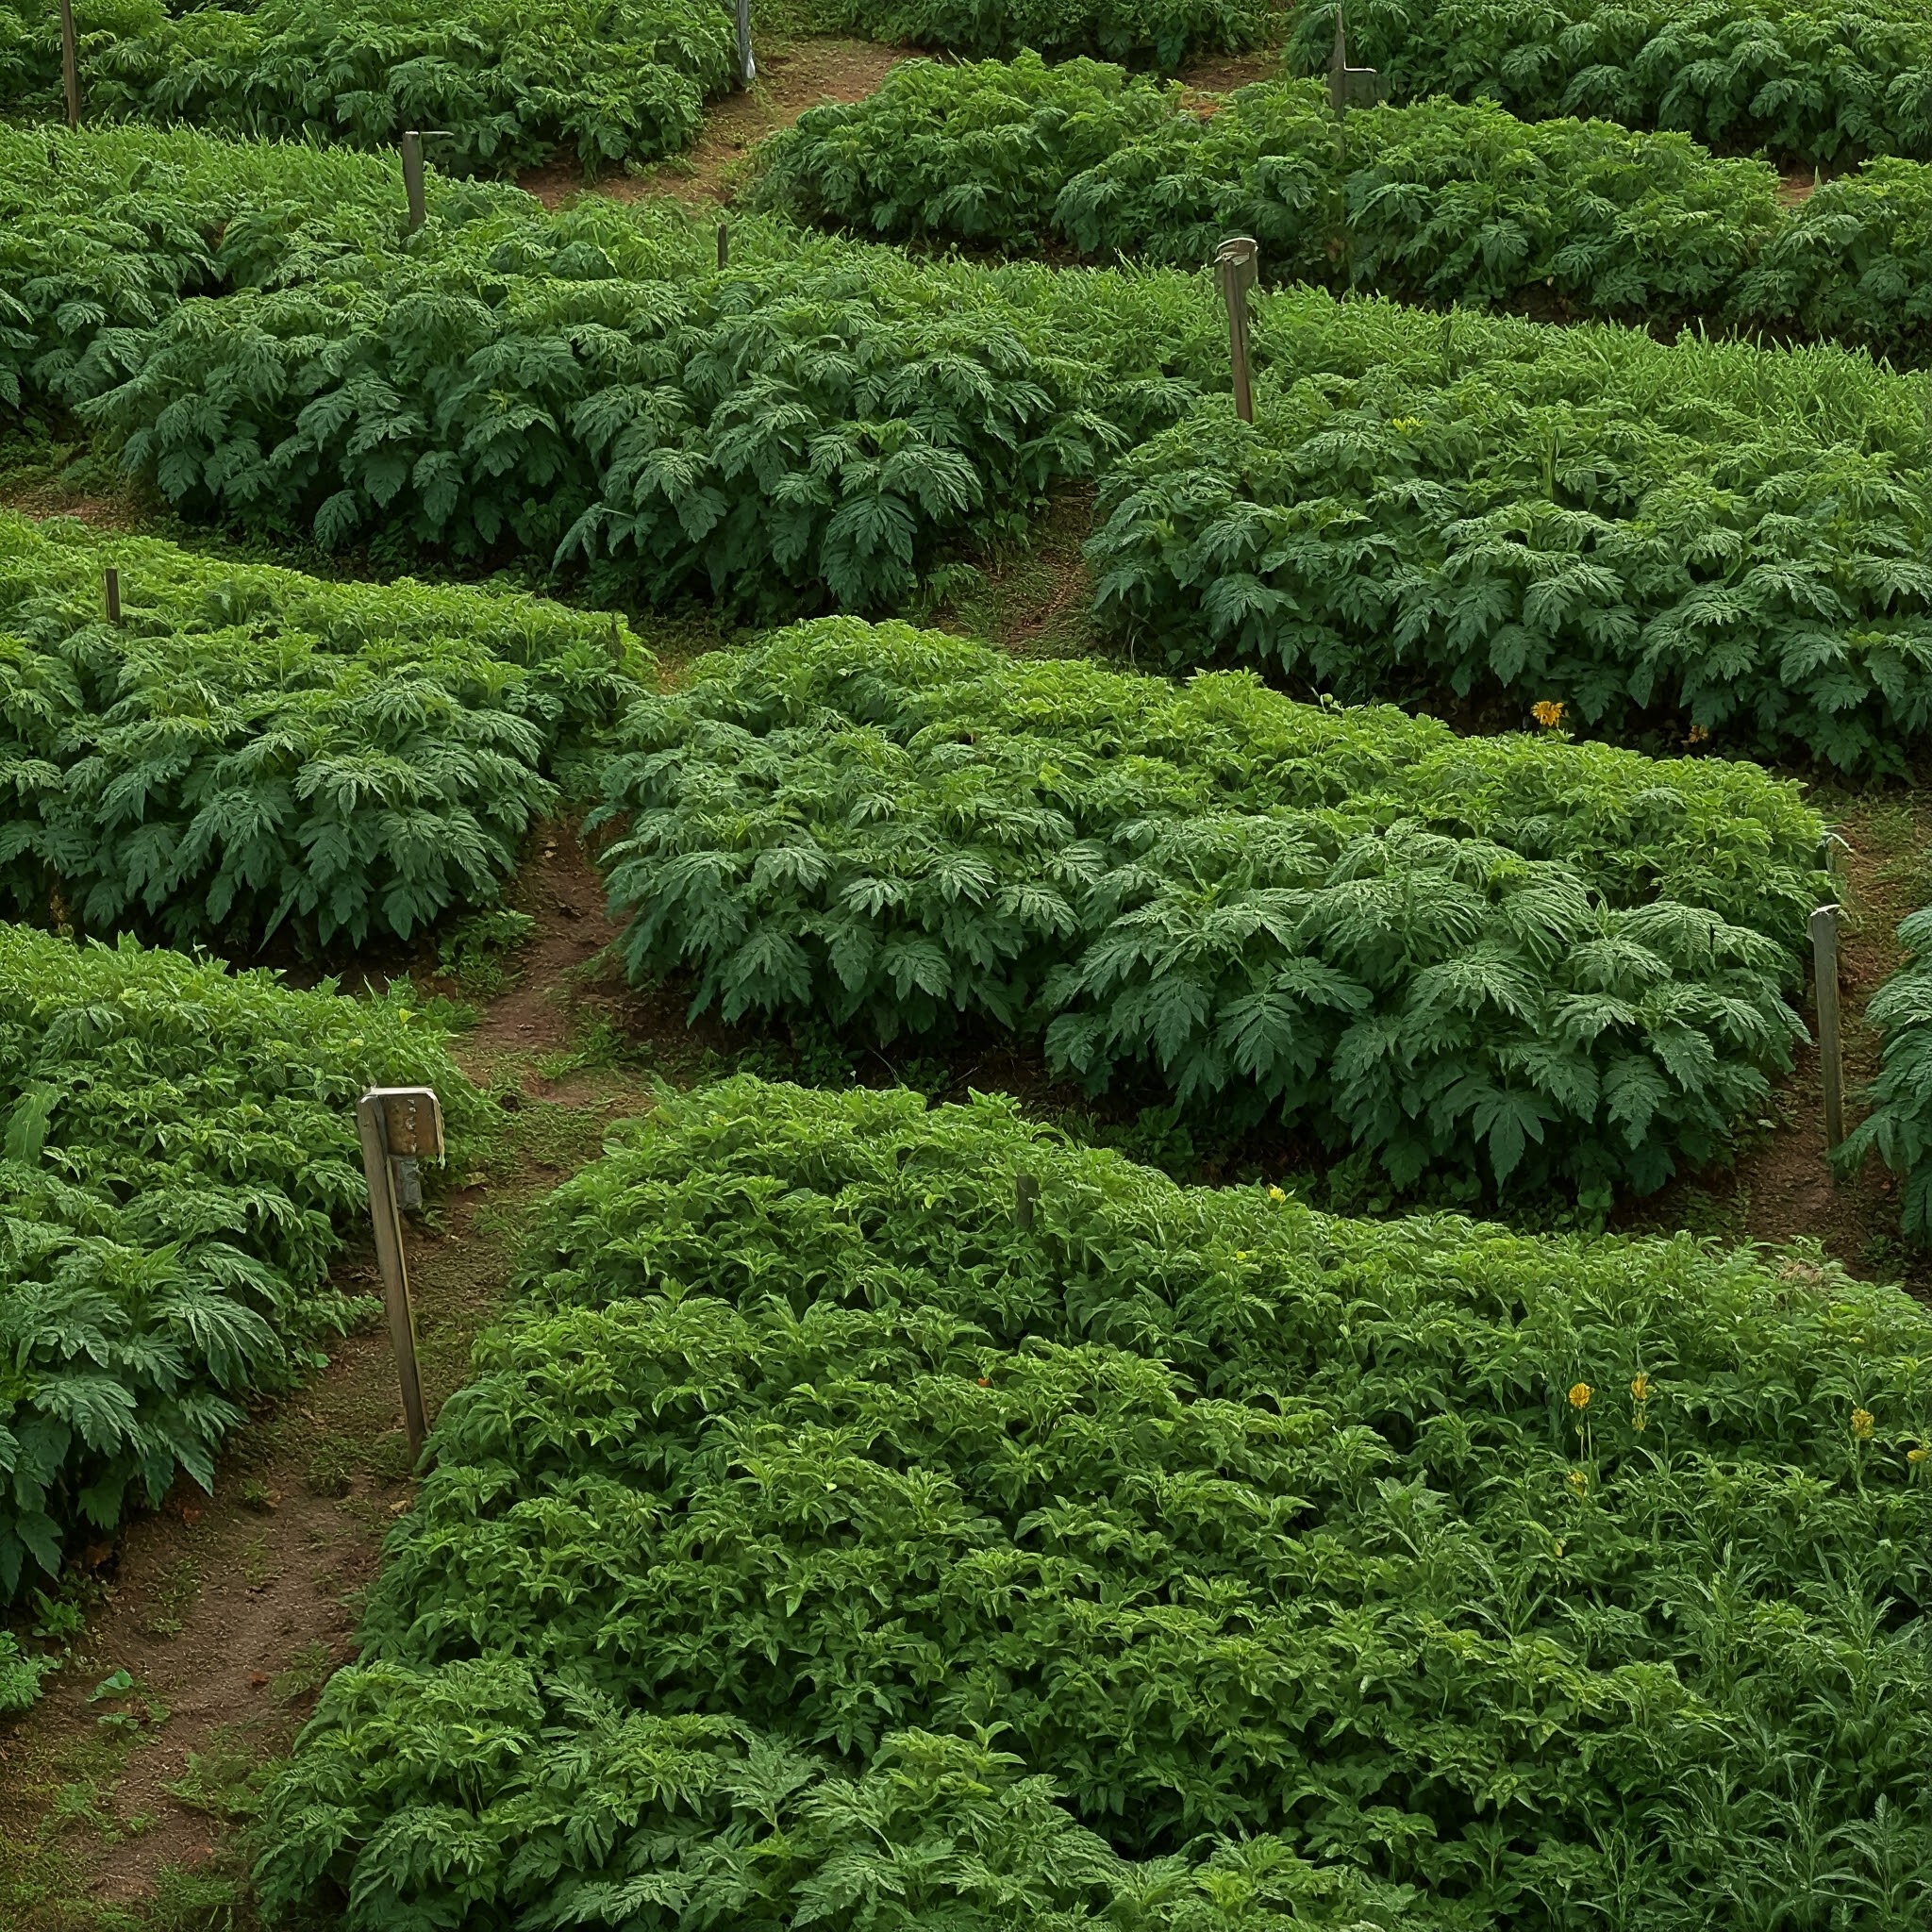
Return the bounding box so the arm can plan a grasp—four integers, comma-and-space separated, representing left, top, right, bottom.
357, 1088, 443, 1457
103, 567, 120, 625
401, 130, 427, 233
57, 0, 80, 130
1810, 905, 1844, 1156
736, 0, 754, 87
1214, 236, 1258, 423
717, 222, 729, 269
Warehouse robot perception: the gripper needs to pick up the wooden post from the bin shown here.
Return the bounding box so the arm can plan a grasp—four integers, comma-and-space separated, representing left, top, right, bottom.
736, 0, 754, 87
1327, 6, 1384, 117
401, 130, 427, 234
717, 222, 729, 269
1214, 236, 1258, 424
57, 0, 80, 131
1014, 1172, 1039, 1232
1810, 905, 1844, 1156
103, 567, 120, 625
356, 1087, 443, 1457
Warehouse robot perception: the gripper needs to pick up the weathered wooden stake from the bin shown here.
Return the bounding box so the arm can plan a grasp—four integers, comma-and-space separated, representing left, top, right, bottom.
1014, 1172, 1039, 1232
103, 567, 120, 625
1810, 904, 1844, 1156
401, 129, 427, 233
736, 0, 754, 87
1214, 236, 1258, 424
1327, 6, 1383, 117
57, 0, 80, 130
717, 222, 729, 269
357, 1087, 444, 1457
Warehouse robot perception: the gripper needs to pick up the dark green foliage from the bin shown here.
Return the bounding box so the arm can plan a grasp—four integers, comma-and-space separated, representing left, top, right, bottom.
1, 0, 735, 175
254, 1077, 1932, 1927
1839, 907, 1932, 1235
1285, 0, 1932, 166
1087, 293, 1932, 775
0, 124, 531, 417
81, 202, 1223, 616
593, 618, 1818, 1194
0, 512, 648, 949
757, 58, 1932, 362
0, 922, 471, 1599
824, 0, 1272, 69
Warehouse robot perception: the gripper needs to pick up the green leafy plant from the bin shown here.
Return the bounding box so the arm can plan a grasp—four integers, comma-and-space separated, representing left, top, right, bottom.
252, 1076, 1932, 1928
824, 0, 1273, 68
0, 511, 648, 949
0, 921, 473, 1600
1286, 0, 1932, 166
593, 618, 1821, 1196
1838, 906, 1932, 1234
1, 0, 736, 175
1088, 293, 1932, 774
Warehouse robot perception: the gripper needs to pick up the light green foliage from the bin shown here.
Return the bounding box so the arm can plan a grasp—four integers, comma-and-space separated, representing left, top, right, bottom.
1089, 292, 1932, 774
1839, 908, 1932, 1235
0, 922, 472, 1599
254, 1077, 1932, 1927
758, 58, 1932, 361
1286, 0, 1932, 165
0, 1627, 57, 1711
0, 0, 735, 175
0, 124, 532, 416
594, 618, 1818, 1194
0, 513, 648, 949
83, 202, 1224, 615
824, 0, 1272, 68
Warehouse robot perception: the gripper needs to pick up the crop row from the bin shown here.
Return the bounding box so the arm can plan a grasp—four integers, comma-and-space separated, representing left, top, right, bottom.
13, 140, 1932, 769
0, 0, 735, 174
255, 1075, 1932, 1927
1286, 0, 1932, 166
593, 618, 1820, 1196
758, 57, 1932, 364
0, 923, 468, 1602
0, 512, 646, 950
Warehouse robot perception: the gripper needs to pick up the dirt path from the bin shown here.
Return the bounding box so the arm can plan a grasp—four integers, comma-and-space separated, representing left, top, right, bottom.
520, 36, 905, 210
0, 825, 656, 1932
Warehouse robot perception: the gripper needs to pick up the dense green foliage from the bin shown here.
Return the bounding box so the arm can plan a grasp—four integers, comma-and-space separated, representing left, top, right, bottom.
593, 619, 1817, 1194
0, 125, 530, 417
756, 58, 1932, 362
0, 923, 468, 1600
80, 203, 1224, 615
256, 1077, 1932, 1928
0, 512, 646, 948
1089, 292, 1932, 774
1285, 0, 1932, 165
0, 0, 734, 175
824, 0, 1272, 69
1840, 908, 1932, 1236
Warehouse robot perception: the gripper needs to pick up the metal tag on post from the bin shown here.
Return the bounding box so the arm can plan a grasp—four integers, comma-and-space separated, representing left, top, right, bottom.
1328, 8, 1384, 114
1214, 236, 1259, 424
357, 1086, 444, 1457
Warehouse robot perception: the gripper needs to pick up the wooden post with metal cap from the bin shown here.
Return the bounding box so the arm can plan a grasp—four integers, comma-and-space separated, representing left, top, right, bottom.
1214, 236, 1259, 423
356, 1086, 443, 1457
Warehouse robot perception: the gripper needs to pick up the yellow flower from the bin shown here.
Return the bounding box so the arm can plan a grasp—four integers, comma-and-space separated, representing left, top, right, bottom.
1568, 1382, 1592, 1411
1852, 1407, 1874, 1441
1234, 1250, 1249, 1261
1267, 1185, 1286, 1203
1531, 700, 1566, 729
1629, 1374, 1649, 1402
1687, 723, 1709, 744
1907, 1446, 1928, 1466
1566, 1469, 1588, 1496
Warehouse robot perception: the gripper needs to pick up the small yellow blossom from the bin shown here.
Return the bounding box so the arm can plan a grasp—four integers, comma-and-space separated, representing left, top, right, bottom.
1907, 1446, 1929, 1466
1566, 1469, 1588, 1496
1568, 1382, 1592, 1411
1267, 1185, 1286, 1203
1235, 1250, 1249, 1261
1531, 700, 1566, 729
1630, 1374, 1649, 1403
1852, 1407, 1875, 1441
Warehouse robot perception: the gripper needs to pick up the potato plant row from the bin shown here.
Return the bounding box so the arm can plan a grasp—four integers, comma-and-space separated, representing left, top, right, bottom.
592, 619, 1821, 1196
1840, 909, 1932, 1233
0, 924, 470, 1602
254, 1076, 1932, 1927
1090, 297, 1932, 774
0, 513, 647, 950
1286, 0, 1932, 165
757, 58, 1932, 365
0, 0, 735, 175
